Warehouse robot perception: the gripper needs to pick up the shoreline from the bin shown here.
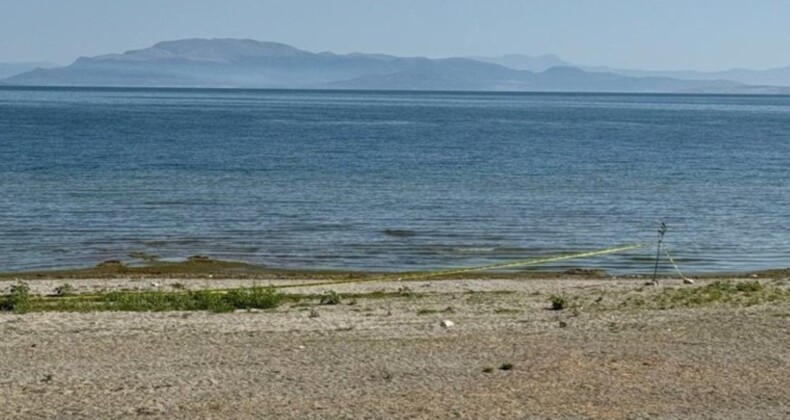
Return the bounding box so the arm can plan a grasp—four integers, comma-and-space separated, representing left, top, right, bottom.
1, 256, 788, 282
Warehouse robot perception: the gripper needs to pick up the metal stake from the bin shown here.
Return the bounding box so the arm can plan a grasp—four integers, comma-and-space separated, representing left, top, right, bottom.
652, 222, 667, 285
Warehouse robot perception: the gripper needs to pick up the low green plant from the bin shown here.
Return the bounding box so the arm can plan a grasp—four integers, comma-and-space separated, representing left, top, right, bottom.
550, 295, 567, 311
736, 281, 764, 293
319, 290, 342, 305
54, 283, 76, 297
417, 306, 454, 316
494, 308, 521, 315
499, 363, 514, 371
225, 287, 283, 311
397, 286, 415, 297
1, 282, 31, 313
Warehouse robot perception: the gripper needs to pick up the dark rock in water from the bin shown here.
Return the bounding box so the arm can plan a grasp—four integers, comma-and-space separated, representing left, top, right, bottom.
382, 229, 416, 238
96, 260, 124, 268
187, 255, 213, 263
129, 251, 160, 262
563, 268, 606, 277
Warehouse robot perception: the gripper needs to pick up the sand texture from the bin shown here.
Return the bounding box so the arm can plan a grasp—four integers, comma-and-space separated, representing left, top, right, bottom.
2, 277, 790, 419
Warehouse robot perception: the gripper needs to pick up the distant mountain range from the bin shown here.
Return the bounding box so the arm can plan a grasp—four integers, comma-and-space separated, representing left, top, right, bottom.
0, 62, 59, 79
579, 65, 790, 87
467, 54, 573, 72
4, 38, 790, 93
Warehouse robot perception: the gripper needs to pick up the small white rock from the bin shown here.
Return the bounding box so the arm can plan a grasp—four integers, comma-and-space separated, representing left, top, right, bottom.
683, 278, 695, 285
150, 282, 160, 287
297, 345, 305, 350
440, 320, 454, 328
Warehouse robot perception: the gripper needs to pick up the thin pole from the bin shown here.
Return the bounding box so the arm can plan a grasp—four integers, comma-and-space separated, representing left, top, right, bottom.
652, 222, 667, 285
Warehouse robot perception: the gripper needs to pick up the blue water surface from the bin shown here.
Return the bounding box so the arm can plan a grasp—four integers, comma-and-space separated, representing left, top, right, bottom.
1, 87, 788, 273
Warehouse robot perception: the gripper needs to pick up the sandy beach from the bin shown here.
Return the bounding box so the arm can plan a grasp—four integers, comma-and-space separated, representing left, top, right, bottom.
2, 274, 790, 419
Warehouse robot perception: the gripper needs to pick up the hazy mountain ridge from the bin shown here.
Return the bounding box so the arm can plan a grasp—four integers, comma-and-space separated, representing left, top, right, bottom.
468, 54, 573, 72
4, 38, 790, 93
471, 53, 790, 87
0, 62, 59, 79
580, 65, 790, 87
90, 38, 312, 63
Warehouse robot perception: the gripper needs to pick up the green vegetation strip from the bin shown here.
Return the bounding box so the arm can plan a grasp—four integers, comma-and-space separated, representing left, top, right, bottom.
546, 281, 790, 313
617, 281, 790, 310
0, 283, 433, 314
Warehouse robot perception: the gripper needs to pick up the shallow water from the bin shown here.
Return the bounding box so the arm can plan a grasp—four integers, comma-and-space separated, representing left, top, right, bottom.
1, 87, 788, 273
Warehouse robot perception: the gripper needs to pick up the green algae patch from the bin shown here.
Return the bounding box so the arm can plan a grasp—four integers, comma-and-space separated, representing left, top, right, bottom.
0, 257, 613, 282
0, 256, 359, 281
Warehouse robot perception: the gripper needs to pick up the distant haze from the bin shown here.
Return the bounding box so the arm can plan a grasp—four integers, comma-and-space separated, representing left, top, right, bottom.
7, 38, 790, 93
0, 62, 58, 79
2, 0, 790, 72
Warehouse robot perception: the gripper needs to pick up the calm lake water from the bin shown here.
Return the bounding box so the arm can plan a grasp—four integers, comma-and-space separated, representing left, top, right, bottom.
1, 87, 788, 273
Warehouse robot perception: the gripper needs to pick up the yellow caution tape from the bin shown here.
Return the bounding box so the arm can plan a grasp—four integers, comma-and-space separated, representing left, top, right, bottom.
274, 242, 648, 289
663, 247, 695, 283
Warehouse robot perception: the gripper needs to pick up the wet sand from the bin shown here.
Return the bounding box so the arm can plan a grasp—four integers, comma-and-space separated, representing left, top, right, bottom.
2, 273, 790, 419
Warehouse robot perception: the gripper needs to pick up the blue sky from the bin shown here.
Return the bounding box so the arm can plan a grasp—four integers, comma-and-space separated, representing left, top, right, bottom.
2, 0, 789, 70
